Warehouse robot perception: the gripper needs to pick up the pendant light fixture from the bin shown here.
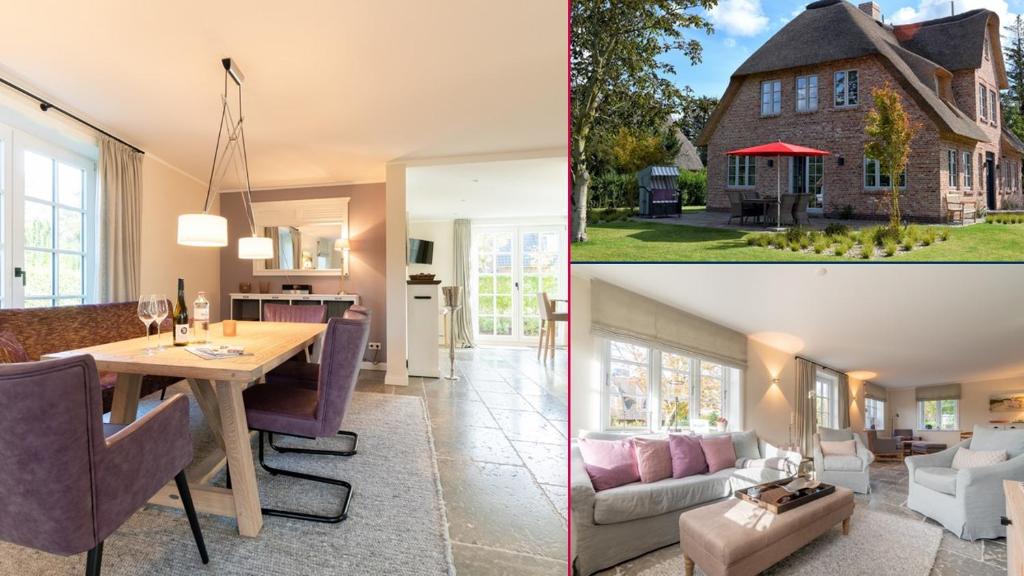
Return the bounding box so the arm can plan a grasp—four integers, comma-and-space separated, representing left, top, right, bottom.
176, 58, 273, 260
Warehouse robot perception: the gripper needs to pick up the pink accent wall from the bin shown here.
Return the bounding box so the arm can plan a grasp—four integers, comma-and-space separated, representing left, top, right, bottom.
219, 183, 387, 362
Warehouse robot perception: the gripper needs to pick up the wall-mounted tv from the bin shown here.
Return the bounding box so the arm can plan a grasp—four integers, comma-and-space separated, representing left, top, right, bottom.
408, 238, 434, 264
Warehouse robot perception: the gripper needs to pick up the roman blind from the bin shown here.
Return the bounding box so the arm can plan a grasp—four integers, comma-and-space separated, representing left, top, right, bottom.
590, 279, 747, 367
915, 383, 961, 401
864, 382, 888, 401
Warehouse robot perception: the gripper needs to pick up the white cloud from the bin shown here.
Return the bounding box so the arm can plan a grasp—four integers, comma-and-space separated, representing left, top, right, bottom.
723, 38, 737, 48
889, 0, 1014, 25
709, 0, 771, 37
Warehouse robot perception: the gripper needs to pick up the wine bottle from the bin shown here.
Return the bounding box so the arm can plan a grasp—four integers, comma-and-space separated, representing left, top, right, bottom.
173, 278, 190, 346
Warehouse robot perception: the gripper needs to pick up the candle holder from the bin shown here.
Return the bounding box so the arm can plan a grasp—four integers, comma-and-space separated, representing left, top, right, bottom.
441, 286, 462, 381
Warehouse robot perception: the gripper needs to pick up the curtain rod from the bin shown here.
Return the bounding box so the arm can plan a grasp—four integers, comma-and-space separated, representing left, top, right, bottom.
0, 76, 145, 155
795, 355, 847, 377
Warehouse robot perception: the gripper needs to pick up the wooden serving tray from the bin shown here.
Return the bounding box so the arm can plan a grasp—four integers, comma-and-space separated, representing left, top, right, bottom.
734, 478, 836, 514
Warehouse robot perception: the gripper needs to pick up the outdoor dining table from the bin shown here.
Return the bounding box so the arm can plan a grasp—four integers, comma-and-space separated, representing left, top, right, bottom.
42, 320, 326, 538
741, 197, 775, 226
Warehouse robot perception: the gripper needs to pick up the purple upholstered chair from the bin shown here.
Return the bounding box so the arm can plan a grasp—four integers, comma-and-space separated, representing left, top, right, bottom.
242, 309, 371, 523
0, 355, 208, 575
265, 305, 370, 390
262, 303, 326, 323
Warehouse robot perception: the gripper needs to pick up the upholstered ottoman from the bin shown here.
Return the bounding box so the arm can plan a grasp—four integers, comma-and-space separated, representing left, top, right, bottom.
678, 486, 854, 576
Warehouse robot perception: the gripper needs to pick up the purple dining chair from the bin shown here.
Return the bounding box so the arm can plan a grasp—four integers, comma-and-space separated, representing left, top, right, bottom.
262, 303, 326, 323
0, 355, 208, 575
265, 305, 370, 390
242, 310, 370, 523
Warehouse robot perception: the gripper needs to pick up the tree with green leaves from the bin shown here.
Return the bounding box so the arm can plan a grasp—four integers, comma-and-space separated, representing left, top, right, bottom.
570, 0, 715, 242
864, 84, 919, 230
1003, 15, 1024, 140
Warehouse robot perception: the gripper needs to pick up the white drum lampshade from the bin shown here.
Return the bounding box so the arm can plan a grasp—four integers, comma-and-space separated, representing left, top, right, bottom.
238, 235, 274, 259
177, 213, 228, 247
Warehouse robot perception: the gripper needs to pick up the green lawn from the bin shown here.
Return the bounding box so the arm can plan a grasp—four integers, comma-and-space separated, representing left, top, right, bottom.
571, 221, 1024, 262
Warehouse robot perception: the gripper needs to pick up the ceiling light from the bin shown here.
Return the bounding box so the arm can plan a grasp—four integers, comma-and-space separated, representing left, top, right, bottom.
238, 236, 273, 259
177, 213, 227, 246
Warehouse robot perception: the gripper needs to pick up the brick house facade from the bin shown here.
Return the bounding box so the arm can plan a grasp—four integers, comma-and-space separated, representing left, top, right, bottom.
696, 0, 1024, 222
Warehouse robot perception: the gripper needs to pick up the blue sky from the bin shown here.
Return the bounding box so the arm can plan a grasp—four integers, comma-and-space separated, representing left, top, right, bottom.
668, 0, 1024, 98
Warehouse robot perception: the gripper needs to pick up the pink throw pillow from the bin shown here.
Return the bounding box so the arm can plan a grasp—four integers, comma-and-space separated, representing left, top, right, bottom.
633, 437, 672, 483
820, 440, 856, 456
700, 434, 737, 473
669, 434, 709, 478
578, 438, 640, 491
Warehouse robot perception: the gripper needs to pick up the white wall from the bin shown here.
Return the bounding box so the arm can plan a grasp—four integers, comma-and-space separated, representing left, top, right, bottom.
889, 375, 1024, 445
139, 156, 221, 321
570, 273, 600, 436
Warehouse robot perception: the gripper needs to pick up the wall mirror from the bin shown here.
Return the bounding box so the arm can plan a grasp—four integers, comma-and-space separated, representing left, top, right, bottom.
251, 198, 350, 276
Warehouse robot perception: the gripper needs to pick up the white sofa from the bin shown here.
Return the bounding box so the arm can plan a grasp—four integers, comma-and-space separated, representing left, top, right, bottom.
813, 426, 874, 494
906, 425, 1024, 540
570, 430, 800, 576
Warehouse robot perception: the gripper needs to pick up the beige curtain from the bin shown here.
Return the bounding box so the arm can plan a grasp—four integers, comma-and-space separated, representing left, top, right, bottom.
795, 357, 817, 455
99, 137, 142, 302
264, 226, 281, 269
290, 227, 302, 269
837, 371, 850, 428
452, 219, 475, 347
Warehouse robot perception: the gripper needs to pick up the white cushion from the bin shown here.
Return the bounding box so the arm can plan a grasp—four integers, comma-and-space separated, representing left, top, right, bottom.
821, 439, 856, 456
823, 455, 863, 471
818, 426, 854, 442
952, 447, 1007, 470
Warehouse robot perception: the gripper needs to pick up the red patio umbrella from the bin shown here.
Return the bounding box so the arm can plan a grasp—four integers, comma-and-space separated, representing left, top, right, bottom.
726, 141, 830, 228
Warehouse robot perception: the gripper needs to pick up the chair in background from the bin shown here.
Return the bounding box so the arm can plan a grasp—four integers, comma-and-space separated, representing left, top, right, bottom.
866, 429, 902, 462
263, 303, 326, 362
727, 190, 763, 225
793, 193, 811, 226
243, 311, 371, 523
265, 306, 369, 390
537, 293, 567, 363
770, 194, 799, 226
0, 355, 208, 576
813, 426, 874, 493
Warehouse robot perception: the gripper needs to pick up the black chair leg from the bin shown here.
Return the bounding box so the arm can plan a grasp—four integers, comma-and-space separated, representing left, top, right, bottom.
160, 387, 167, 401
85, 542, 103, 576
174, 470, 210, 564
257, 431, 353, 523
268, 430, 358, 457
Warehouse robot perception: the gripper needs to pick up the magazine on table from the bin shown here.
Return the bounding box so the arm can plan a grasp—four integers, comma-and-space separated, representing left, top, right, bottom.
185, 344, 247, 360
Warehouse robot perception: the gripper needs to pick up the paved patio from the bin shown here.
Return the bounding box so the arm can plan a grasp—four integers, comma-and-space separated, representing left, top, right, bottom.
637, 209, 967, 231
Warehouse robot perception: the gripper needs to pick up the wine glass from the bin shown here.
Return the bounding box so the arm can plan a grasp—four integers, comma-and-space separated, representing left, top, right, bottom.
137, 295, 156, 354
153, 295, 168, 351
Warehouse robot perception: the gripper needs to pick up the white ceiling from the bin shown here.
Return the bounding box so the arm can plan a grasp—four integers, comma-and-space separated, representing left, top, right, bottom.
575, 265, 1024, 388
407, 156, 566, 220
0, 0, 566, 187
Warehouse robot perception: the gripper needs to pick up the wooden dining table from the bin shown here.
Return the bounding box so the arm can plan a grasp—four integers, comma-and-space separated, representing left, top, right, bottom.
42, 320, 326, 537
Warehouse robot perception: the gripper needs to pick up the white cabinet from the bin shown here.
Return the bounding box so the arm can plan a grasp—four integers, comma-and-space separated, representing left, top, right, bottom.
229, 293, 360, 321
407, 282, 440, 378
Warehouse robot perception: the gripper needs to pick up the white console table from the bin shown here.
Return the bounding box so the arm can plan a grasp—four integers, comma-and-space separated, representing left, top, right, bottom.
229, 293, 361, 321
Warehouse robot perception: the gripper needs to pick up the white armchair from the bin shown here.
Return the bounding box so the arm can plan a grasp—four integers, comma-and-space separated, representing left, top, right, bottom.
812, 427, 874, 493
907, 432, 1024, 540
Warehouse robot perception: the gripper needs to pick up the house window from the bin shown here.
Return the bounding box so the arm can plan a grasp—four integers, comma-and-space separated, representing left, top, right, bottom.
796, 75, 818, 112
815, 371, 837, 429
919, 399, 958, 431
603, 338, 739, 433
964, 152, 973, 189
864, 157, 906, 189
985, 30, 991, 60
991, 90, 999, 126
728, 156, 756, 187
865, 398, 885, 430
761, 80, 781, 116
948, 150, 959, 188
834, 70, 858, 107
980, 84, 988, 121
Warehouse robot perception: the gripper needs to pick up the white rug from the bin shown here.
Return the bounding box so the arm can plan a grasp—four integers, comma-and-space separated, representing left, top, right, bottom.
629, 507, 942, 576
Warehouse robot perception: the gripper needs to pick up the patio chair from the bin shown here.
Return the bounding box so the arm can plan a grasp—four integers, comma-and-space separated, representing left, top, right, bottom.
766, 194, 798, 226
727, 190, 763, 225
793, 193, 811, 226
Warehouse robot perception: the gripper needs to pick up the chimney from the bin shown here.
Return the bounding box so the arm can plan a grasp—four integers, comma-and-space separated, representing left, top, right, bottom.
858, 2, 882, 21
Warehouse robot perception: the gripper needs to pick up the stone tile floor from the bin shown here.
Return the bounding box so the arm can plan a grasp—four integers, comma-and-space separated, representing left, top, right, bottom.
595, 461, 1005, 575
356, 346, 568, 575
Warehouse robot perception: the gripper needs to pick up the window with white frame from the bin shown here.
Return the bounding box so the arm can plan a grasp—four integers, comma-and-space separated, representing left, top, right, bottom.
834, 70, 858, 107
980, 84, 988, 121
603, 338, 739, 433
964, 152, 973, 189
761, 80, 781, 116
815, 371, 837, 428
864, 157, 906, 189
796, 75, 818, 112
918, 399, 958, 431
727, 156, 756, 187
991, 90, 999, 126
948, 150, 959, 188
865, 398, 885, 430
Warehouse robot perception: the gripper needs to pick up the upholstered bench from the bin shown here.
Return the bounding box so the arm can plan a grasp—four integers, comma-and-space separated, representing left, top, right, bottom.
0, 302, 180, 413
679, 486, 854, 576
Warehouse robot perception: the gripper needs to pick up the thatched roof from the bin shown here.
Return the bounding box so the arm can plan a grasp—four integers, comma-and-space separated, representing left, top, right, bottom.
697, 0, 997, 146
675, 131, 704, 171
1002, 128, 1024, 155
893, 9, 1006, 82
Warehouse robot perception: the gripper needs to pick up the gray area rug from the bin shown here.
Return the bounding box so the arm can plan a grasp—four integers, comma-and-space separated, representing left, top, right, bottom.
0, 390, 455, 575
628, 507, 942, 576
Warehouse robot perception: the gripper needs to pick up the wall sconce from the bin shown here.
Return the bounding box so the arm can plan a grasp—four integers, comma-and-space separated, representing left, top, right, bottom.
771, 377, 781, 385
837, 157, 845, 166
767, 159, 774, 168
334, 237, 350, 278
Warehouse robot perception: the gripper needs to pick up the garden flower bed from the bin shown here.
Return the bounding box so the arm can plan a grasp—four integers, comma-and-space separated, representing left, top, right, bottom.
987, 212, 1024, 225
744, 224, 950, 259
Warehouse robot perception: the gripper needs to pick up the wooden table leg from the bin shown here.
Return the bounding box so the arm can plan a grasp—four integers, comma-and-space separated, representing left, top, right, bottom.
215, 380, 263, 537
109, 373, 142, 424
842, 517, 850, 535
187, 378, 226, 451
683, 554, 694, 576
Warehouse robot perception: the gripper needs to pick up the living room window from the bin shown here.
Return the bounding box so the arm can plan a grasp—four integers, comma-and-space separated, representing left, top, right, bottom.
948, 150, 959, 188
815, 371, 837, 428
603, 338, 740, 433
964, 152, 973, 189
727, 156, 756, 187
761, 80, 781, 116
834, 70, 858, 107
864, 157, 906, 190
865, 398, 885, 430
919, 399, 958, 431
795, 75, 818, 112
